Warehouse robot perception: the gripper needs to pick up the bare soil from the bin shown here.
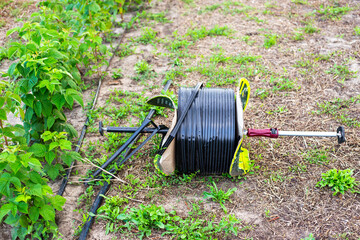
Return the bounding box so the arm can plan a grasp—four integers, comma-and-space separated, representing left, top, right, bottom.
1, 0, 360, 239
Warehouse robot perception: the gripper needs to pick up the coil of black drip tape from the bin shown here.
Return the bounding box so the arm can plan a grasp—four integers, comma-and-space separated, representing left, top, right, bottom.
176, 87, 236, 174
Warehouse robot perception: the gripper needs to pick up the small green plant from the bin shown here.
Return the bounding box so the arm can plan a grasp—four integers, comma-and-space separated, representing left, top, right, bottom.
264, 209, 271, 218
255, 88, 270, 99
291, 0, 308, 5
304, 149, 329, 165
241, 35, 255, 45
138, 10, 170, 23
263, 33, 278, 48
116, 43, 134, 57
112, 68, 124, 79
317, 95, 360, 128
326, 63, 357, 83
301, 233, 315, 240
316, 169, 359, 196
136, 27, 158, 44
203, 182, 237, 212
269, 76, 299, 92
288, 163, 307, 173
134, 60, 152, 75
355, 26, 360, 36
186, 25, 233, 41
302, 22, 320, 34
292, 31, 304, 41
317, 5, 351, 20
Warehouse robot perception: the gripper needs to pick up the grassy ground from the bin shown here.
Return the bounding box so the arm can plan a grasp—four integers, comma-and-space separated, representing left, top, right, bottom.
2, 0, 359, 239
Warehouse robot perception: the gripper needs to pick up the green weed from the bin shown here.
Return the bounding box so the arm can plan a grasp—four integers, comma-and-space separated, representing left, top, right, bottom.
268, 170, 287, 182
186, 25, 233, 41
112, 68, 124, 79
138, 10, 170, 23
326, 63, 357, 83
301, 233, 315, 240
355, 26, 360, 36
263, 34, 278, 48
288, 163, 307, 173
116, 43, 134, 57
198, 4, 221, 14
255, 88, 270, 99
317, 5, 351, 20
203, 182, 237, 213
317, 95, 360, 128
302, 22, 320, 34
292, 31, 304, 41
136, 27, 158, 44
269, 76, 299, 92
241, 35, 256, 45
304, 149, 329, 165
291, 0, 308, 5
316, 169, 359, 195
104, 203, 244, 239
135, 60, 152, 75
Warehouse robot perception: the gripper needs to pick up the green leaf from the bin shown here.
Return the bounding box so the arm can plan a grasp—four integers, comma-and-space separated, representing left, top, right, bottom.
46, 116, 55, 129
9, 161, 22, 174
34, 101, 42, 117
7, 62, 17, 76
21, 94, 35, 108
30, 171, 43, 184
28, 158, 42, 169
100, 44, 107, 54
50, 195, 66, 211
51, 94, 66, 110
39, 205, 55, 222
46, 166, 59, 181
28, 74, 38, 90
0, 204, 12, 223
66, 89, 83, 108
41, 100, 52, 117
6, 27, 19, 37
0, 97, 5, 108
48, 48, 67, 60
49, 142, 59, 151
28, 183, 43, 197
59, 139, 72, 150
8, 46, 19, 59
29, 143, 46, 157
61, 153, 73, 166
26, 43, 37, 53
89, 2, 101, 12
0, 109, 7, 120
53, 109, 66, 121
9, 176, 21, 189
29, 206, 39, 223
31, 32, 41, 46
24, 107, 33, 122
17, 202, 28, 214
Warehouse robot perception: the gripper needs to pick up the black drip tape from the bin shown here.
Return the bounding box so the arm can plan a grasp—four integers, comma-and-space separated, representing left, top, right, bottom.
175, 87, 235, 174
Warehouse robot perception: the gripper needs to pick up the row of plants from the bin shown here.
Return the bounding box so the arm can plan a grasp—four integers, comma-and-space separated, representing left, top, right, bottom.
0, 0, 147, 238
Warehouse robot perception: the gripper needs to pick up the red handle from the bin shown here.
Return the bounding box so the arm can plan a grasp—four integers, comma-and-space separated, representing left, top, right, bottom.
247, 128, 279, 138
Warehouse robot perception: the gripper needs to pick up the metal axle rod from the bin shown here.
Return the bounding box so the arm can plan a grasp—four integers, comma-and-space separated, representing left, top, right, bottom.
99, 121, 169, 136
246, 126, 345, 144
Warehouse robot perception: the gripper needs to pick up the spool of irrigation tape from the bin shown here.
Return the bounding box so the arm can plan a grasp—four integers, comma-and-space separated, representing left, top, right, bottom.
155, 79, 251, 176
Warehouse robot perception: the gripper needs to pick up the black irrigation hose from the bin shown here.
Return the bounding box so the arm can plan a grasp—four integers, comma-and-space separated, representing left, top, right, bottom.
175, 88, 236, 174
57, 21, 130, 196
